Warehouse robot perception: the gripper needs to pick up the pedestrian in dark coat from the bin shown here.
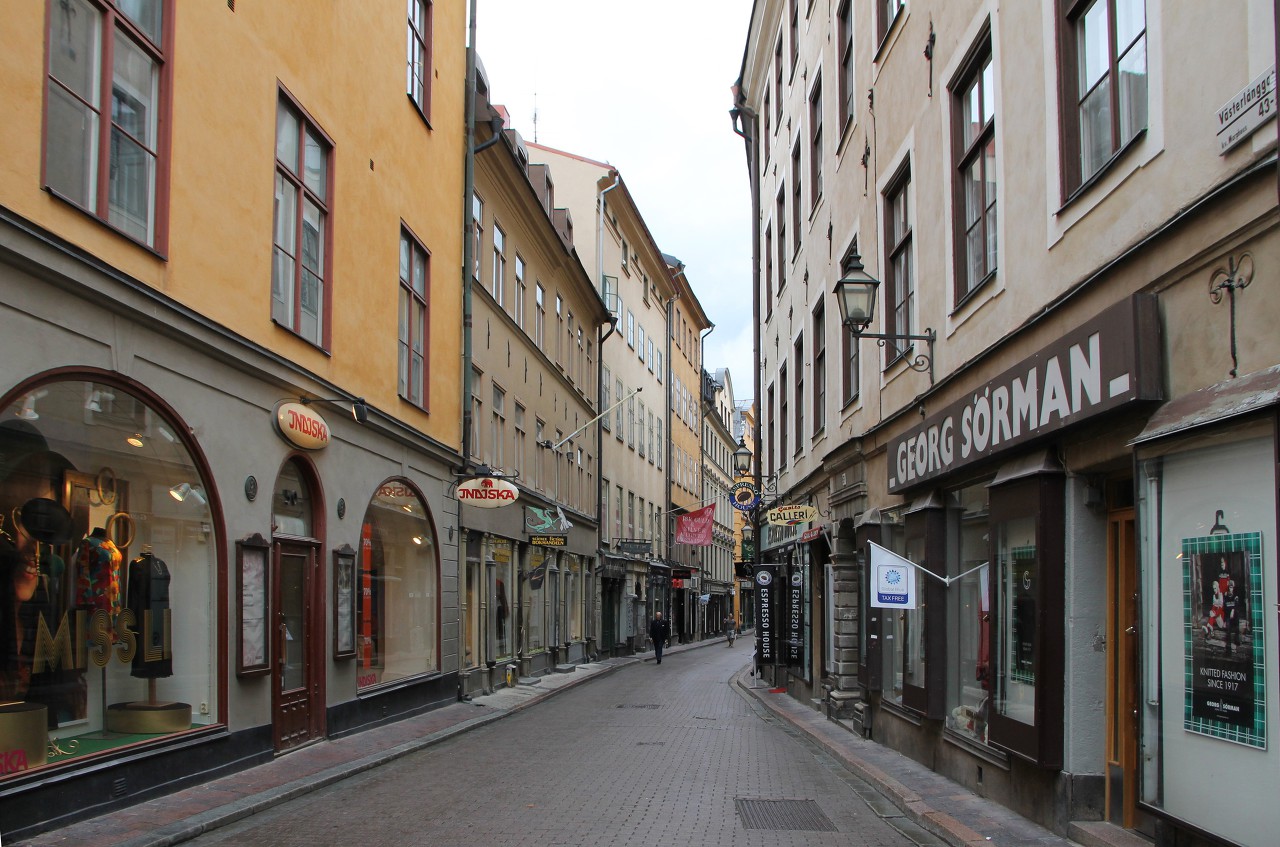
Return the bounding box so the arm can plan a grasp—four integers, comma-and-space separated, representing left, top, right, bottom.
649, 612, 670, 664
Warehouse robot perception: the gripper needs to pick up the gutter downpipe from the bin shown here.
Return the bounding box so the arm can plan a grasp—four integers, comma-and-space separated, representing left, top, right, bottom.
731, 87, 763, 678
664, 289, 681, 568
596, 172, 622, 655
461, 0, 479, 469
597, 172, 622, 289
698, 323, 715, 642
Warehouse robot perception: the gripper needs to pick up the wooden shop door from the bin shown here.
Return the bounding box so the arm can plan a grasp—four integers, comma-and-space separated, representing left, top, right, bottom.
273, 540, 324, 752
1105, 508, 1149, 832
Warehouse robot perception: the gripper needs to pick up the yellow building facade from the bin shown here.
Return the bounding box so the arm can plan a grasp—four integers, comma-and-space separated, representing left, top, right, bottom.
0, 2, 466, 836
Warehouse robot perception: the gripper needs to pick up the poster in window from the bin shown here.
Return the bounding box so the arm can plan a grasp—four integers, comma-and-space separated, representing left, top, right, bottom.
333, 545, 356, 659
1183, 531, 1265, 748
237, 534, 270, 675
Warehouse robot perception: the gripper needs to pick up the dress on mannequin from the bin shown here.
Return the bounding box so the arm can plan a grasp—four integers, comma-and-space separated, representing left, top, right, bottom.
76, 528, 123, 622
126, 551, 172, 679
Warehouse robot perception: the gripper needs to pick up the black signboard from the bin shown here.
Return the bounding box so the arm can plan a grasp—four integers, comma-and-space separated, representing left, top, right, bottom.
754, 564, 780, 668
786, 567, 804, 665
671, 568, 693, 580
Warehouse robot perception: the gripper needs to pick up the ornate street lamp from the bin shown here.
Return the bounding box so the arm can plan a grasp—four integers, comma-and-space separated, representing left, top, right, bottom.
833, 252, 937, 383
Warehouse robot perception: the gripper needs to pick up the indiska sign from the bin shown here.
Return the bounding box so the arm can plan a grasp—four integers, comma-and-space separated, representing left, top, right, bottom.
457, 477, 519, 507
274, 401, 330, 450
887, 296, 1160, 493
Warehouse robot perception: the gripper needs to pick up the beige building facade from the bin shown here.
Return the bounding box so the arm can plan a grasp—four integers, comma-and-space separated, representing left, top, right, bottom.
738, 1, 1278, 844
527, 146, 676, 651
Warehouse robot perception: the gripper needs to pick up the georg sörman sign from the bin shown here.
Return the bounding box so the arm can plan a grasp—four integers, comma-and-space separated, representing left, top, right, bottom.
457, 477, 519, 508
887, 295, 1160, 493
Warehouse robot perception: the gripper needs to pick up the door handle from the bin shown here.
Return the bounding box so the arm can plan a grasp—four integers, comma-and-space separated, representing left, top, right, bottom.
1125, 626, 1136, 634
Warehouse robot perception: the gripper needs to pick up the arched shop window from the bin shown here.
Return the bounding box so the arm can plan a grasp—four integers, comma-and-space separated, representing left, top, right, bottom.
357, 480, 438, 689
0, 378, 218, 775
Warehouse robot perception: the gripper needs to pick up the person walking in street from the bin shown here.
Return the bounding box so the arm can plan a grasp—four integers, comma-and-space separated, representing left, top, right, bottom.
724, 614, 737, 646
649, 611, 670, 664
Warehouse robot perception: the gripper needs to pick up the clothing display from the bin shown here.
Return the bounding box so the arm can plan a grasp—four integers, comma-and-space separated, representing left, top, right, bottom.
126, 552, 173, 679
76, 529, 123, 620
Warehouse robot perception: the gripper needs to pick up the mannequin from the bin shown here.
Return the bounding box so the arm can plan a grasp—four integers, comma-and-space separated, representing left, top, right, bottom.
126, 549, 172, 679
76, 527, 123, 623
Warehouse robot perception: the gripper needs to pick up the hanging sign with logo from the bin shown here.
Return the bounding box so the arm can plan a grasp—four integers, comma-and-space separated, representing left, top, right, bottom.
731, 481, 761, 511
870, 541, 918, 609
766, 505, 818, 526
274, 401, 330, 451
457, 477, 519, 507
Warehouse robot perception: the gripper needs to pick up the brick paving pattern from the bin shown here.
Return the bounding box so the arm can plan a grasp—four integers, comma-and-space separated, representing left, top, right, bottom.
13, 637, 1106, 847
178, 646, 914, 847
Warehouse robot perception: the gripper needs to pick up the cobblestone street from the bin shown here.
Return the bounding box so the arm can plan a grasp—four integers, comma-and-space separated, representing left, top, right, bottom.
184, 646, 926, 847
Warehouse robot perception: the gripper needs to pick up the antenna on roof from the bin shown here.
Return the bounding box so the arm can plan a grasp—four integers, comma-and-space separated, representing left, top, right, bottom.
532, 89, 539, 144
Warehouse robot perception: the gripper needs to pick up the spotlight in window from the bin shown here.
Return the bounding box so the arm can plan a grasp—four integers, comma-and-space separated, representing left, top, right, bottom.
411, 535, 424, 545
169, 482, 207, 506
16, 389, 48, 421
127, 433, 145, 448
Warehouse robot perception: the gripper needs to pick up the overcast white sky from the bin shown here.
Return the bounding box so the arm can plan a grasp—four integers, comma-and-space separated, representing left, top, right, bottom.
476, 0, 755, 401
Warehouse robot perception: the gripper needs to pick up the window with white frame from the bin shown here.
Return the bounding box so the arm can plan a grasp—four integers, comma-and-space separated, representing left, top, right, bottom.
514, 255, 527, 328
407, 0, 432, 115
45, 0, 169, 249
491, 224, 506, 307
952, 34, 997, 300
398, 227, 429, 409
1059, 0, 1147, 194
272, 93, 332, 348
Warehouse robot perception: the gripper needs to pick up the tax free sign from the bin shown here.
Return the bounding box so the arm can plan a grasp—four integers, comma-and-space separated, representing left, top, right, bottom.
887, 296, 1160, 493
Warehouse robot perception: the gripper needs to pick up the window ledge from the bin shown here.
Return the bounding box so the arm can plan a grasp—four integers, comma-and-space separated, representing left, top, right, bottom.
950, 271, 996, 317
877, 698, 925, 726
942, 726, 1011, 769
407, 93, 433, 131
1057, 127, 1148, 216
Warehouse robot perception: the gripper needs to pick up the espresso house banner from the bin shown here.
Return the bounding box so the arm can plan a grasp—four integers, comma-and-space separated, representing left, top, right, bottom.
1183, 531, 1265, 748
754, 564, 781, 668
786, 568, 804, 666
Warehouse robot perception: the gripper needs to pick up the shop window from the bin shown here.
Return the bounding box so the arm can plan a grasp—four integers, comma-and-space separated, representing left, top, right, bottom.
272, 461, 313, 537
1136, 417, 1275, 847
566, 555, 581, 642
0, 378, 218, 775
944, 483, 992, 746
356, 480, 438, 690
526, 549, 547, 651
489, 538, 514, 659
986, 469, 1064, 767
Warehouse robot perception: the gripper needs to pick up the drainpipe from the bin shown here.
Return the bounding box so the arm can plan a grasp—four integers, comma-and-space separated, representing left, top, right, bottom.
597, 171, 622, 290
461, 0, 479, 470
698, 324, 714, 642
664, 289, 681, 566
731, 87, 762, 674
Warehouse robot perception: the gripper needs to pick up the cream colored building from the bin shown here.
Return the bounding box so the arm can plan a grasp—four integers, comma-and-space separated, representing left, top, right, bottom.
461, 83, 610, 686
737, 1, 1277, 844
527, 146, 676, 651
666, 256, 714, 640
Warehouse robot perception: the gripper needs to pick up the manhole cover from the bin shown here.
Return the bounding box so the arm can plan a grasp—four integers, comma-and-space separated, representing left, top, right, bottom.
735, 798, 837, 832
615, 704, 662, 709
